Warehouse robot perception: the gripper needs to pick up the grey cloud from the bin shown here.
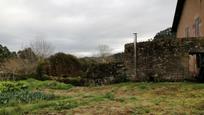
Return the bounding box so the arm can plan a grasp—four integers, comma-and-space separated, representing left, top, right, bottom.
0, 0, 177, 57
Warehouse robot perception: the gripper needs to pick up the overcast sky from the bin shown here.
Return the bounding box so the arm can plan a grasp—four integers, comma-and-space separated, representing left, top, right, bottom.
0, 0, 177, 57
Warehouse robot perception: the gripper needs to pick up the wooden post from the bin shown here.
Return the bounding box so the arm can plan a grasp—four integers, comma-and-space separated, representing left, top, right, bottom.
133, 33, 137, 77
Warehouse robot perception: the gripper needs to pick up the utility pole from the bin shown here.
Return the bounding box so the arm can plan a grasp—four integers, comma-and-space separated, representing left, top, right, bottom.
133, 33, 137, 77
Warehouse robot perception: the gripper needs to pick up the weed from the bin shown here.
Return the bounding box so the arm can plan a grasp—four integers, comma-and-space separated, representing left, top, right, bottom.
44, 81, 73, 90
20, 78, 73, 90
133, 107, 151, 114
195, 101, 204, 110
1, 81, 204, 114
192, 84, 204, 90
138, 83, 149, 90
90, 95, 106, 102
104, 92, 115, 100
54, 101, 79, 110
152, 98, 162, 105
0, 106, 23, 115
116, 97, 125, 102
129, 96, 138, 101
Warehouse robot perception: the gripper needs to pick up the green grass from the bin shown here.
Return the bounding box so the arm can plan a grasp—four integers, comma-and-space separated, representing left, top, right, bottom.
18, 78, 73, 90
103, 92, 115, 100
1, 80, 204, 114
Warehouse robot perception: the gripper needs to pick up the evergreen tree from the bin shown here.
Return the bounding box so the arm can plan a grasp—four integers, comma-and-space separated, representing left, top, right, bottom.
0, 44, 15, 62
154, 27, 176, 40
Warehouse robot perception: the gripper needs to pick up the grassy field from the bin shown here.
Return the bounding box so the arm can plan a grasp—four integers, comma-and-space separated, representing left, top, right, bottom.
0, 79, 204, 115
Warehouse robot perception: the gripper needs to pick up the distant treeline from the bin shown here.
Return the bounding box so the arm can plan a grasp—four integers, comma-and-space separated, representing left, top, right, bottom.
0, 42, 126, 86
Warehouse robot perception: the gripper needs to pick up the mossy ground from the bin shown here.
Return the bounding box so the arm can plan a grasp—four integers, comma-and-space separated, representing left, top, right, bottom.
1, 80, 204, 115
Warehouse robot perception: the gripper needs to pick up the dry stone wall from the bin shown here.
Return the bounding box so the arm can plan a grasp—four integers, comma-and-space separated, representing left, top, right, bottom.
124, 37, 204, 82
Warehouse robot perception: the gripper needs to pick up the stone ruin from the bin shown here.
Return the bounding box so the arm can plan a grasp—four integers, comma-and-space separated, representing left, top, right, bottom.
124, 37, 204, 82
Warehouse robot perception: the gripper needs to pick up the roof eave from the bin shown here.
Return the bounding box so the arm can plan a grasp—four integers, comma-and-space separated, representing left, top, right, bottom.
172, 0, 186, 33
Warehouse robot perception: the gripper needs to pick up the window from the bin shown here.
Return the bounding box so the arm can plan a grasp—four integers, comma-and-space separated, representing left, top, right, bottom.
195, 17, 201, 37
185, 27, 190, 38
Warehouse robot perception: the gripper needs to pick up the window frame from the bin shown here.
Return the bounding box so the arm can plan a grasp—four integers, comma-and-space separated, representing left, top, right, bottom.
185, 26, 190, 38
195, 17, 201, 37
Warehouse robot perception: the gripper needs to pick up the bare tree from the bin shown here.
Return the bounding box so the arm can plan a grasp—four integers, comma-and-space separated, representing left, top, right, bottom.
30, 39, 55, 59
18, 48, 38, 63
3, 57, 37, 75
98, 45, 113, 63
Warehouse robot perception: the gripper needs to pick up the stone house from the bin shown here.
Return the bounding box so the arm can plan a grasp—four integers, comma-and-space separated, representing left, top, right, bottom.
172, 0, 204, 81
172, 0, 204, 38
124, 0, 204, 82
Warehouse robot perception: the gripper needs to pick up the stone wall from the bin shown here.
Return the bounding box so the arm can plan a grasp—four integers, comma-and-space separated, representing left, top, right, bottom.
124, 37, 204, 82
83, 62, 128, 85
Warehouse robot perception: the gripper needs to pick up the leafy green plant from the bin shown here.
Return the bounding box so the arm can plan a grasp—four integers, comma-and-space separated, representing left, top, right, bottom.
0, 82, 28, 93
0, 90, 55, 106
0, 81, 56, 106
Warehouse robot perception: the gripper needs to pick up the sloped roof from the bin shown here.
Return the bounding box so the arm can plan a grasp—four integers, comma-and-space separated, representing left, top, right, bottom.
172, 0, 186, 32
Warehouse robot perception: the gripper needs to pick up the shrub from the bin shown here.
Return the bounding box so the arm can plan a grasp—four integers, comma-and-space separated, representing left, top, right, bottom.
0, 44, 16, 62
2, 58, 37, 76
36, 61, 47, 80
17, 48, 37, 63
46, 53, 81, 77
